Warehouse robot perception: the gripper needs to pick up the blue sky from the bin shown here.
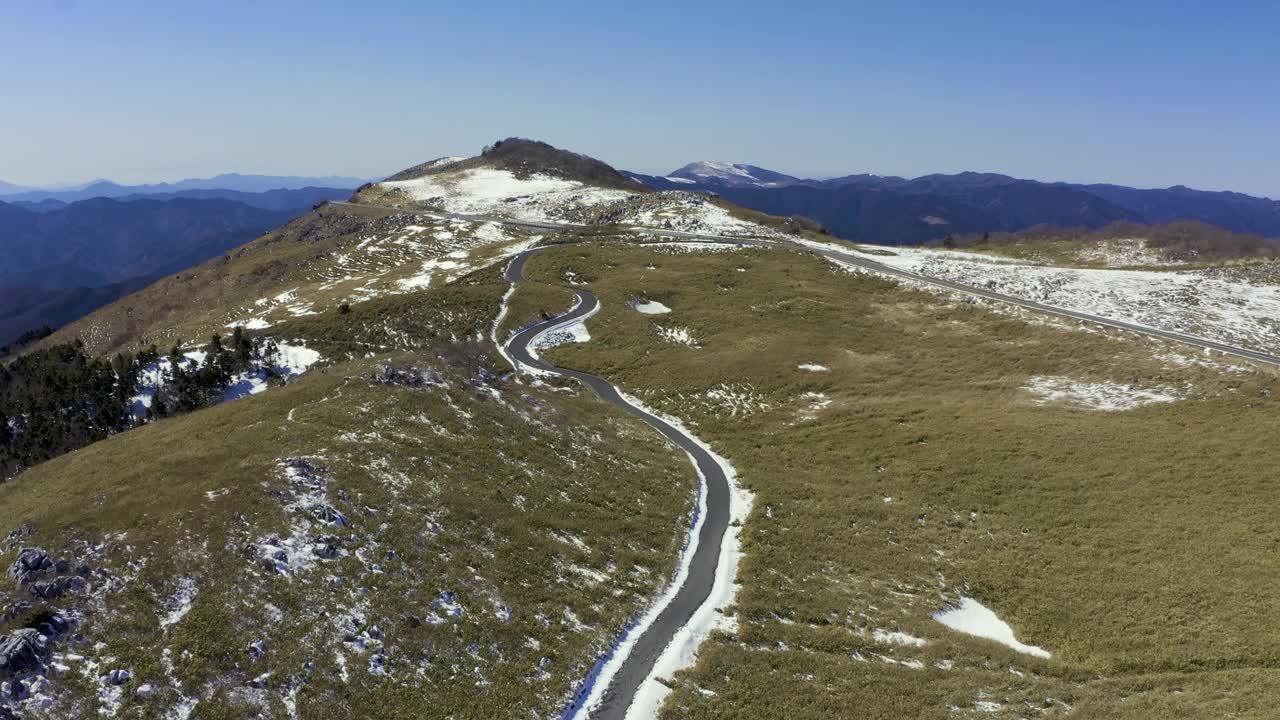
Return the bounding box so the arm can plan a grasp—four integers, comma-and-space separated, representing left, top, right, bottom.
3, 0, 1277, 196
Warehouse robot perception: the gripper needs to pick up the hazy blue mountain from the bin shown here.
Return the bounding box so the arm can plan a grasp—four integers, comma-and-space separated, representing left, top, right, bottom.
0, 276, 159, 348
0, 173, 365, 202
0, 197, 309, 289
0, 194, 329, 343
1063, 183, 1280, 236
112, 186, 351, 211
628, 163, 1278, 243
8, 199, 68, 213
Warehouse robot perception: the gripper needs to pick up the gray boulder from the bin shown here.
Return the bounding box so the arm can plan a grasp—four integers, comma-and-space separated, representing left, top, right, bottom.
8, 549, 52, 583
0, 629, 46, 676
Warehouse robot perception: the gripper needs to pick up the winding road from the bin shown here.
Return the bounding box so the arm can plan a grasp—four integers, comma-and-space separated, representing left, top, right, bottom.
501, 248, 733, 720
329, 200, 1280, 368
327, 198, 1280, 717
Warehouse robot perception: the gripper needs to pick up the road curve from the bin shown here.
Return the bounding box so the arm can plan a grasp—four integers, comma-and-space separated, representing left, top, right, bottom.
328, 200, 1280, 368
501, 248, 732, 720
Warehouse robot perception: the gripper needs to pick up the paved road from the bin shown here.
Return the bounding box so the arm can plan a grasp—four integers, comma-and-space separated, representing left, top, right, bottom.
818, 250, 1280, 367
329, 199, 1280, 368
333, 198, 1280, 717
502, 249, 732, 720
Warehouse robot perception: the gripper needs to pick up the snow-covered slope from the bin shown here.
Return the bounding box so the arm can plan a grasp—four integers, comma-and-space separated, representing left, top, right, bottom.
376, 167, 635, 223
841, 244, 1280, 355
364, 158, 785, 238
668, 161, 800, 188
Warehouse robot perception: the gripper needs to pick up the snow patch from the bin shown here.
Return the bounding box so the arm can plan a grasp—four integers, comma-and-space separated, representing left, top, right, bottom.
159, 577, 197, 628
632, 299, 671, 315
933, 597, 1050, 659
227, 317, 272, 330
380, 168, 633, 224
1025, 375, 1181, 411
872, 628, 927, 647
532, 320, 591, 350
655, 325, 700, 348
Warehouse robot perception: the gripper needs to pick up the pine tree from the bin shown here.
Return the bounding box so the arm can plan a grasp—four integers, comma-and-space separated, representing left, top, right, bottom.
231, 327, 252, 371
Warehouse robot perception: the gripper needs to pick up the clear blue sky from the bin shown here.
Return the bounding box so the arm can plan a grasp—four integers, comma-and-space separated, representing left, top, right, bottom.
3, 0, 1278, 197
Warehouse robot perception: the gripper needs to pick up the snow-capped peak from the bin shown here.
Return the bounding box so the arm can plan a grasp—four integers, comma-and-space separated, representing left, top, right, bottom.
668, 161, 800, 188
687, 161, 759, 180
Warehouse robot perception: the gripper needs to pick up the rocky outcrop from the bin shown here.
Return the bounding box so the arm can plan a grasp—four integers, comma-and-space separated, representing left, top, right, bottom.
0, 630, 46, 678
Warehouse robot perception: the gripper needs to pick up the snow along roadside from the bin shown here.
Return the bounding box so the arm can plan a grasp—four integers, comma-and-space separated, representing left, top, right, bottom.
511, 298, 752, 718
564, 405, 710, 720
612, 390, 751, 720
491, 284, 518, 372
527, 295, 598, 364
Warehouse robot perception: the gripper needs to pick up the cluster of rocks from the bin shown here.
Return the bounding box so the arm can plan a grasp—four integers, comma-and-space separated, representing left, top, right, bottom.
371, 363, 445, 389
578, 191, 709, 226
249, 459, 357, 576
10, 549, 88, 602
0, 546, 97, 716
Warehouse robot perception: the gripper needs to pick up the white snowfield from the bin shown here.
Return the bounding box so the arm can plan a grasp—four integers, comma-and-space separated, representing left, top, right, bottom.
375, 162, 783, 238
624, 193, 777, 237
381, 168, 633, 222
848, 244, 1280, 356
223, 217, 541, 336
933, 597, 1050, 659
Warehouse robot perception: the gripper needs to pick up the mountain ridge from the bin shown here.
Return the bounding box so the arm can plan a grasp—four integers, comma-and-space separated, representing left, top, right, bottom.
627, 162, 1280, 243
0, 173, 367, 203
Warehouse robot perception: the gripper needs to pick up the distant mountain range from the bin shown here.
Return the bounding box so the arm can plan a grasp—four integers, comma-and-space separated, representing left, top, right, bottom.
0, 187, 346, 346
0, 172, 366, 203
7, 186, 352, 213
626, 165, 1280, 244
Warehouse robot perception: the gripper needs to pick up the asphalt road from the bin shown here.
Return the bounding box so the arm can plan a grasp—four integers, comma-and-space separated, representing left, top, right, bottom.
329, 199, 1280, 368
332, 199, 1280, 716
817, 250, 1280, 367
502, 248, 732, 720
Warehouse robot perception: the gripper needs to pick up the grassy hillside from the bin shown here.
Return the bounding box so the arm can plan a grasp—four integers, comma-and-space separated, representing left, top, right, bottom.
38, 203, 545, 358
10, 146, 1280, 718
519, 241, 1280, 719
0, 305, 694, 717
